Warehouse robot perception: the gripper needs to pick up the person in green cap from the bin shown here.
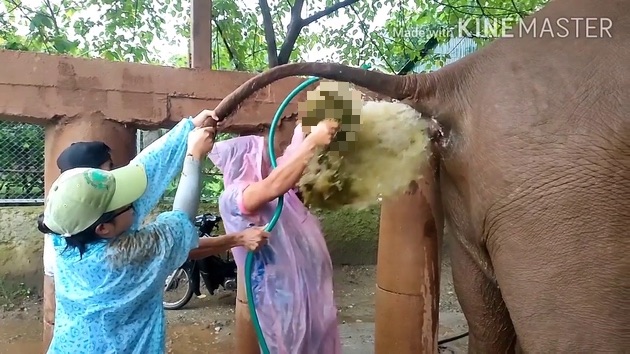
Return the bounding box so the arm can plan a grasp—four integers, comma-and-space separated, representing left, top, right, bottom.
38, 110, 269, 354
42, 140, 115, 350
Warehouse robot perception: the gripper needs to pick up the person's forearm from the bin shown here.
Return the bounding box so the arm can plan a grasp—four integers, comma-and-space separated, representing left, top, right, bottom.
188, 234, 241, 260
172, 155, 202, 220
265, 138, 318, 197
130, 118, 195, 230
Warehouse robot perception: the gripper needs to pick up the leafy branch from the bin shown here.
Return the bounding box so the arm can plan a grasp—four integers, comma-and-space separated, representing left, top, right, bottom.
258, 0, 360, 67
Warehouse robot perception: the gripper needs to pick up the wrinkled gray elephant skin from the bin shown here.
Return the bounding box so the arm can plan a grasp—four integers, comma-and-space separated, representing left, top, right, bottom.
214, 0, 630, 352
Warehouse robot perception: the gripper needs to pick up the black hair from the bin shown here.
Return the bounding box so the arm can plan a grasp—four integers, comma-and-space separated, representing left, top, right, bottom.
57, 141, 113, 172
37, 211, 117, 258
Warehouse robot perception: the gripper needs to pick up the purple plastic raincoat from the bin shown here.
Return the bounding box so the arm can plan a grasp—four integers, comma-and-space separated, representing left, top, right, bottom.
208, 125, 341, 354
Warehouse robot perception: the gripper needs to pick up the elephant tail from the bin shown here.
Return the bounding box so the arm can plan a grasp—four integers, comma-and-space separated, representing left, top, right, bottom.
213, 62, 457, 120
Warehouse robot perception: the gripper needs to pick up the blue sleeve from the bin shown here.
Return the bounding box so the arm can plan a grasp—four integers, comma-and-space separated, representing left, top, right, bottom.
130, 118, 195, 230
147, 210, 199, 275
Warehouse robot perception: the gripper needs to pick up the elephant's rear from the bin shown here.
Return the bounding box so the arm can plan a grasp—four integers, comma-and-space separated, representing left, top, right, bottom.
204, 0, 630, 349
438, 0, 630, 352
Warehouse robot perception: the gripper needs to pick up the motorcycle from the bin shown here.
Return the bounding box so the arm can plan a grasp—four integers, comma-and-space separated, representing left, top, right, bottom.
163, 212, 237, 310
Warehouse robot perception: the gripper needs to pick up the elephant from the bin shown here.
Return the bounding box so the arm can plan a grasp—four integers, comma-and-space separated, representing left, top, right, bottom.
212, 0, 629, 352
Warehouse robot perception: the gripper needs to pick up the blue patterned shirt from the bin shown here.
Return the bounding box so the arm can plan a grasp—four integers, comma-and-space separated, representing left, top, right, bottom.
49, 118, 199, 354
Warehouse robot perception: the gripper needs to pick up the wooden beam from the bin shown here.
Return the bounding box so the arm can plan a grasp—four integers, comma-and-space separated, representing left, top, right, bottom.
0, 50, 308, 132
191, 0, 212, 69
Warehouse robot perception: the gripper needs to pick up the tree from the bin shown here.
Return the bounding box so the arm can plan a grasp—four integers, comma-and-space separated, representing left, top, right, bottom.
1, 0, 551, 72
171, 0, 386, 71
0, 0, 184, 62
317, 0, 550, 73
0, 0, 377, 70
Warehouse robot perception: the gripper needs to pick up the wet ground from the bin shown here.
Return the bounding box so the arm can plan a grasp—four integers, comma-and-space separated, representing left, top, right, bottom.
0, 264, 468, 353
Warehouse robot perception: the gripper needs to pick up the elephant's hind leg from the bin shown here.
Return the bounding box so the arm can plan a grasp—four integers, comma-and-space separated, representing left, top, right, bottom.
490, 231, 630, 352
450, 240, 518, 354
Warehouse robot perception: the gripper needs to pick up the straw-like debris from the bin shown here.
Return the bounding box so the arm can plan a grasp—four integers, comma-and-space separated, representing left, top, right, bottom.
297, 82, 430, 210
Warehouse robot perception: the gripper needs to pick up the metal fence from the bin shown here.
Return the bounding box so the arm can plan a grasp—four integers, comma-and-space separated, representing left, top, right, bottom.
0, 121, 45, 205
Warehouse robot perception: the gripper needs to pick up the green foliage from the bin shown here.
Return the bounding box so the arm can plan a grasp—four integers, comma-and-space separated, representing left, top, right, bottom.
0, 0, 182, 62
1, 0, 552, 69
317, 0, 549, 73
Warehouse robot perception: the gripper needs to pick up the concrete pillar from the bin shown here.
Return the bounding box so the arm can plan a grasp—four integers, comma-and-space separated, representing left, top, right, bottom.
190, 0, 212, 69
235, 266, 261, 354
44, 117, 137, 192
374, 162, 443, 354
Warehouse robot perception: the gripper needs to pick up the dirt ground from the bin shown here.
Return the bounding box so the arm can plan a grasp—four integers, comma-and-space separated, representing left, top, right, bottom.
0, 262, 468, 353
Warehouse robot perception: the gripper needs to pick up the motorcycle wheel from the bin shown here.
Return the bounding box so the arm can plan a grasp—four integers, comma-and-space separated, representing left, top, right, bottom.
163, 268, 194, 310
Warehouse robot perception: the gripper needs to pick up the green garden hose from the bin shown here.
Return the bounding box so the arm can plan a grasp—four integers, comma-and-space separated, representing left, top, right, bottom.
244, 63, 371, 354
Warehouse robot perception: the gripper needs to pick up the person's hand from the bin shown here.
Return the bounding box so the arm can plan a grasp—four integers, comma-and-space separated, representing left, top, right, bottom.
305, 119, 339, 147
237, 227, 270, 252
187, 127, 216, 159
191, 109, 219, 128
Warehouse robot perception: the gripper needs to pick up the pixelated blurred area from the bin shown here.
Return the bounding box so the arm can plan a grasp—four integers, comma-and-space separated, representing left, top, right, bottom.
295, 82, 430, 210
298, 81, 363, 153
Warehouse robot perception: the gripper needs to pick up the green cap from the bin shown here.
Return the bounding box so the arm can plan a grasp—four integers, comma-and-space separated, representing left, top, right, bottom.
43, 164, 148, 237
